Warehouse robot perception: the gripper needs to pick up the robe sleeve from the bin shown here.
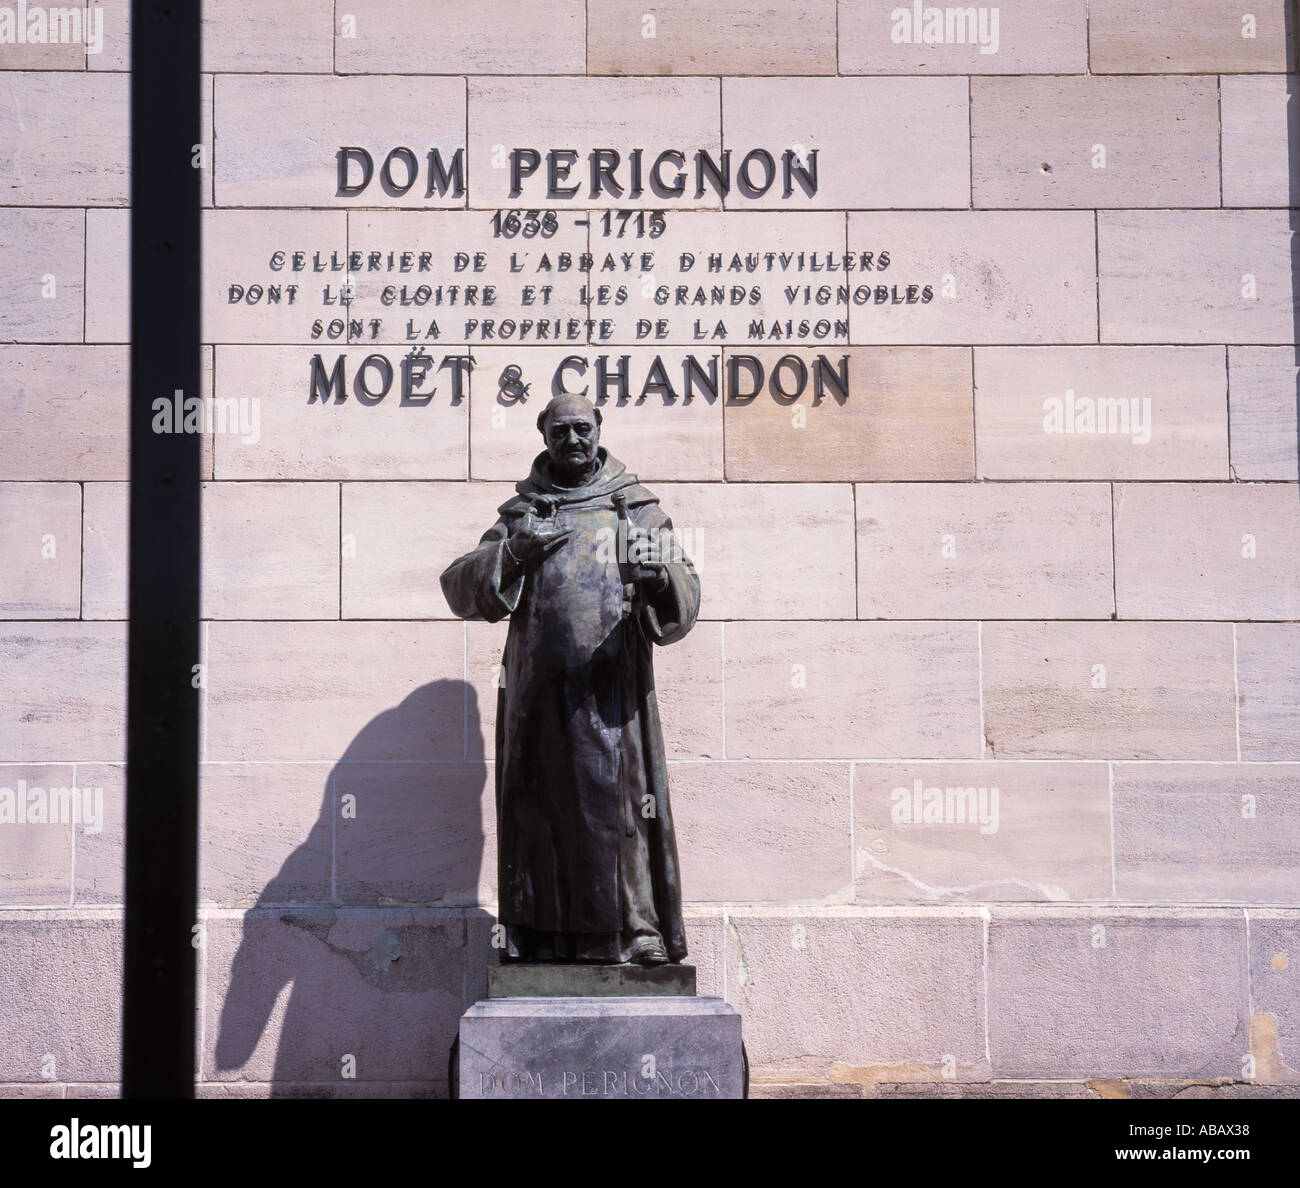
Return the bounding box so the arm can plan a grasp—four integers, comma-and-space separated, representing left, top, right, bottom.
633, 505, 700, 646
439, 517, 524, 623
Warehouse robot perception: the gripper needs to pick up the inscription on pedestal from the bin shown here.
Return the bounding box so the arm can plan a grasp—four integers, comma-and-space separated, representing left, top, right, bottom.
459, 995, 744, 1100
477, 1066, 727, 1098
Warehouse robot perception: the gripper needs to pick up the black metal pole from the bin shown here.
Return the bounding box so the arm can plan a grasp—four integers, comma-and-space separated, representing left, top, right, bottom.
123, 0, 202, 1098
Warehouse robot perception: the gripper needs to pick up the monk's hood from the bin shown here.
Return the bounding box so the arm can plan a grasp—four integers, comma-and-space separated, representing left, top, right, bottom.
499, 449, 658, 514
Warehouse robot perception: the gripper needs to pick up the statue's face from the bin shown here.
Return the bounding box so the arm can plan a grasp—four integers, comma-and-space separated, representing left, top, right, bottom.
544, 406, 600, 478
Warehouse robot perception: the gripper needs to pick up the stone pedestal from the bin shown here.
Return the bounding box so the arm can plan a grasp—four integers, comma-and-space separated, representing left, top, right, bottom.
457, 965, 745, 1099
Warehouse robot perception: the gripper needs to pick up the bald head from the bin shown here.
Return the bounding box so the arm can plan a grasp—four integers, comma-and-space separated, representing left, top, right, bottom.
535, 393, 602, 436
537, 394, 602, 484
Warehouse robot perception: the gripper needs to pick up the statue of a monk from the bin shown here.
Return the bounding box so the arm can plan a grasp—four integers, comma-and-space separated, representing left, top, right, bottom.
440, 394, 700, 966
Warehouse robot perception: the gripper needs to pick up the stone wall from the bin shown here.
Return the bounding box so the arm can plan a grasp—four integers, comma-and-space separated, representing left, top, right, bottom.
1, 0, 1298, 1098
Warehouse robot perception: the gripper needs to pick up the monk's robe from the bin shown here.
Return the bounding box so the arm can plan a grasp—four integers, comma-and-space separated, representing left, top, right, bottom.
439, 448, 699, 963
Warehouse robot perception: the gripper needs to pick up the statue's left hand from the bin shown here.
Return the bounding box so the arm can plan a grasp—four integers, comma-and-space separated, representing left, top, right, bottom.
625, 523, 671, 594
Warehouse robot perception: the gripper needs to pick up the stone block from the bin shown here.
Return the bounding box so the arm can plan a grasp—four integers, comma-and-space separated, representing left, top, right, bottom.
671, 761, 851, 902
458, 995, 743, 1098
848, 212, 1096, 345
1238, 624, 1300, 760
1247, 912, 1300, 1083
1221, 75, 1294, 208
0, 73, 127, 205
203, 621, 466, 762
975, 346, 1227, 480
725, 620, 981, 759
988, 910, 1249, 1079
839, 0, 1087, 74
1228, 347, 1298, 481
589, 1, 835, 74
84, 208, 126, 342
854, 760, 1111, 902
92, 0, 335, 72
1114, 764, 1300, 903
202, 481, 340, 619
0, 764, 75, 905
726, 910, 988, 1082
0, 209, 83, 342
724, 347, 974, 481
0, 348, 129, 481
204, 0, 333, 72
0, 13, 88, 67
1114, 483, 1300, 619
973, 76, 1219, 209
855, 481, 1114, 619
1089, 0, 1292, 72
70, 763, 122, 905
0, 912, 123, 1082
649, 621, 725, 759
81, 480, 340, 620
981, 621, 1237, 760
79, 482, 126, 621
1099, 212, 1293, 344
337, 0, 585, 74
0, 624, 126, 762
0, 483, 81, 618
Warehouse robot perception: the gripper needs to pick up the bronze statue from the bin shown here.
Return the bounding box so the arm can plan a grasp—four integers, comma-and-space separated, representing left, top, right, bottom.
440, 395, 700, 965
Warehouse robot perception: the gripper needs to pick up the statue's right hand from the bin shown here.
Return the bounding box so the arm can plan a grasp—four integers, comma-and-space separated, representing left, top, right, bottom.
508, 511, 572, 558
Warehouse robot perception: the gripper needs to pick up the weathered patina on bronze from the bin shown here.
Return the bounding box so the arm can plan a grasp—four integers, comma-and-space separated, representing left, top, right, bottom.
440, 395, 699, 965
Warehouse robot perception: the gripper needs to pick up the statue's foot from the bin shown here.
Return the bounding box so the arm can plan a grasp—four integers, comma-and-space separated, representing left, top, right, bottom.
628, 941, 669, 966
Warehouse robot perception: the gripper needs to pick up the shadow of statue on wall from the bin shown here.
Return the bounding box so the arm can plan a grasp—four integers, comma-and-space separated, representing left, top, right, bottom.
211, 678, 495, 1097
